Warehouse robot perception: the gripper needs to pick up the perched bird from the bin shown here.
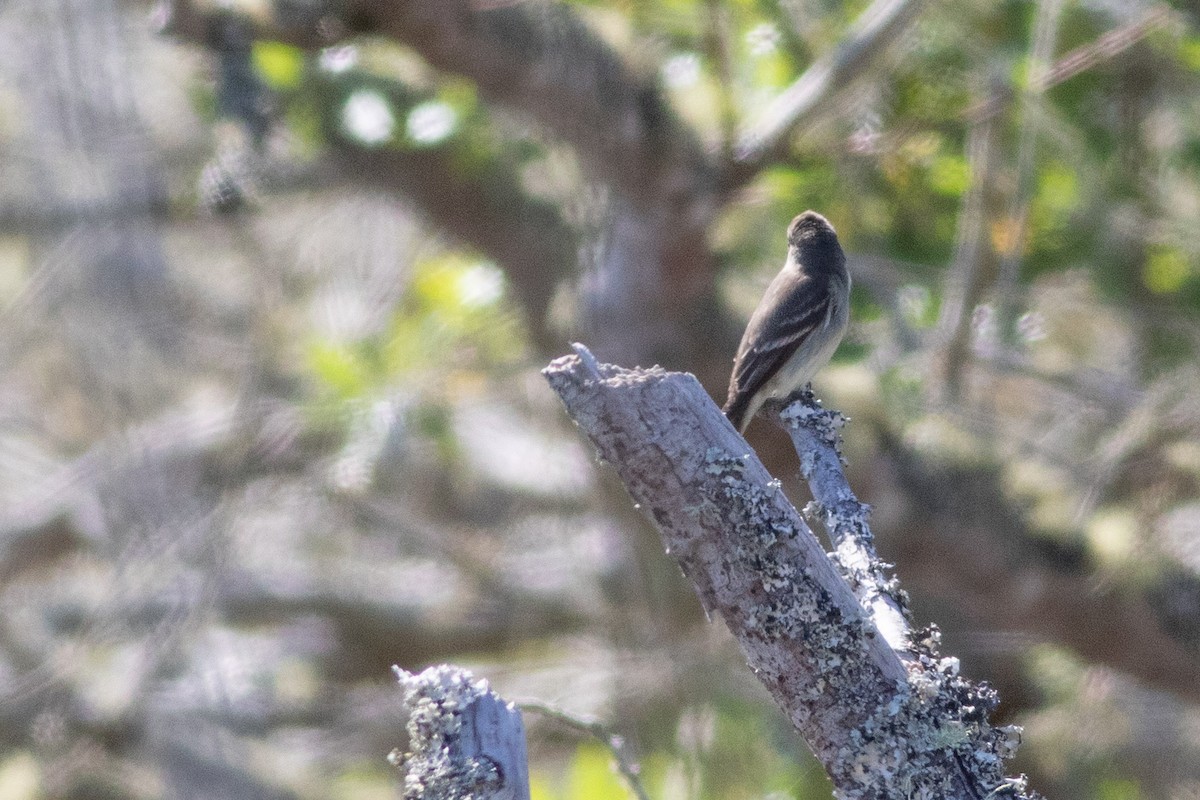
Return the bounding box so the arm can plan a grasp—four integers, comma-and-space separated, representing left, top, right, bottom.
723, 210, 851, 433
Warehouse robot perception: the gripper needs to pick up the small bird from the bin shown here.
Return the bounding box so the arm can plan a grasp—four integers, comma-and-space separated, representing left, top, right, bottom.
723, 210, 851, 433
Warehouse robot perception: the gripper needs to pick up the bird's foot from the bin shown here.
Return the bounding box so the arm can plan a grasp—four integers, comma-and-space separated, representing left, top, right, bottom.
783, 382, 818, 406
762, 384, 821, 419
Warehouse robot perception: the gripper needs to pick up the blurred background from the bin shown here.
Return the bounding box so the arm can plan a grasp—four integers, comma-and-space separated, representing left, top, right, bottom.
0, 0, 1199, 798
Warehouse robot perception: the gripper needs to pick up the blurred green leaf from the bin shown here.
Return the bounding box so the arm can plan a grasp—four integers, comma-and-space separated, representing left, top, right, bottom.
307, 340, 371, 400
1181, 36, 1200, 72
529, 771, 558, 800
1143, 247, 1191, 295
1096, 777, 1141, 800
928, 153, 970, 197
1036, 162, 1079, 215
329, 765, 397, 800
564, 743, 633, 800
253, 41, 306, 89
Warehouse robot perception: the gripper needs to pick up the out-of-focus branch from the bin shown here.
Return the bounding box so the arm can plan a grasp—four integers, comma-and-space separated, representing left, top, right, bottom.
544, 345, 1032, 800
361, 0, 719, 220
934, 88, 1002, 402
877, 428, 1200, 704
163, 0, 718, 250
325, 136, 576, 350
168, 4, 581, 346
731, 0, 928, 178
0, 196, 174, 235
156, 0, 335, 48
519, 701, 651, 800
966, 5, 1174, 123
349, 0, 732, 365
992, 0, 1065, 339
161, 0, 728, 367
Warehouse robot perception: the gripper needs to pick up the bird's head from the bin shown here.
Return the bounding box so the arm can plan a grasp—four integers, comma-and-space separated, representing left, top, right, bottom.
786, 210, 839, 249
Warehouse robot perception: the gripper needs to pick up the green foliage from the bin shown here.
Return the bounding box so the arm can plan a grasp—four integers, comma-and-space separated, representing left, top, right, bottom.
202, 3, 1200, 792
1143, 246, 1191, 295
679, 701, 827, 800
1095, 779, 1141, 800
304, 253, 524, 432
927, 152, 970, 197
257, 0, 1200, 362
329, 764, 398, 800
529, 701, 831, 800
307, 339, 373, 402
252, 41, 306, 89
529, 743, 637, 800
564, 744, 635, 800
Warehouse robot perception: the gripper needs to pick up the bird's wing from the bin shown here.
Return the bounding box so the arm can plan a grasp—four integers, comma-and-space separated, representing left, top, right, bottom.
727, 270, 835, 404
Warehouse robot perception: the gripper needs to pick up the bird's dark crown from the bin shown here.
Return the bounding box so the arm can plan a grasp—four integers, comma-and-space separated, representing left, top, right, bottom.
786, 210, 838, 248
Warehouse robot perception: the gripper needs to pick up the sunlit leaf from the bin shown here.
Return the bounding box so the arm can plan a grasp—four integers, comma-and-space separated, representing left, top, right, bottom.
1037, 162, 1079, 214
529, 771, 558, 800
329, 765, 398, 800
1096, 777, 1141, 800
1143, 247, 1190, 294
253, 41, 305, 89
307, 340, 371, 398
1180, 36, 1200, 72
565, 744, 632, 800
928, 153, 969, 197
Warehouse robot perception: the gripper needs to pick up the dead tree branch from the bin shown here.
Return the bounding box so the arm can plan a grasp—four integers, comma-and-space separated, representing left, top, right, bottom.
543, 344, 1035, 800
769, 397, 910, 654
392, 665, 530, 800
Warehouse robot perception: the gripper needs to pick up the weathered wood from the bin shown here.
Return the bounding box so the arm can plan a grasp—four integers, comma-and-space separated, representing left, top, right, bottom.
772, 397, 910, 653
544, 344, 1037, 800
393, 665, 531, 800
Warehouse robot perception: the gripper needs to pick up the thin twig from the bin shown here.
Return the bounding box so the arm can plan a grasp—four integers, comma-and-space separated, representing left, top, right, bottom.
519, 701, 652, 800
993, 0, 1066, 336
704, 0, 738, 161
732, 0, 927, 175
935, 99, 1000, 402
966, 5, 1173, 123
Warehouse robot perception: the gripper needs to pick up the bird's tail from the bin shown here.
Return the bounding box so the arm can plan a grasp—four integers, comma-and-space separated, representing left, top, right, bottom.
722, 393, 751, 434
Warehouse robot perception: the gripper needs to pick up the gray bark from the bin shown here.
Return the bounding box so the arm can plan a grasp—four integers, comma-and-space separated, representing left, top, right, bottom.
393, 665, 531, 800
544, 344, 1038, 800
